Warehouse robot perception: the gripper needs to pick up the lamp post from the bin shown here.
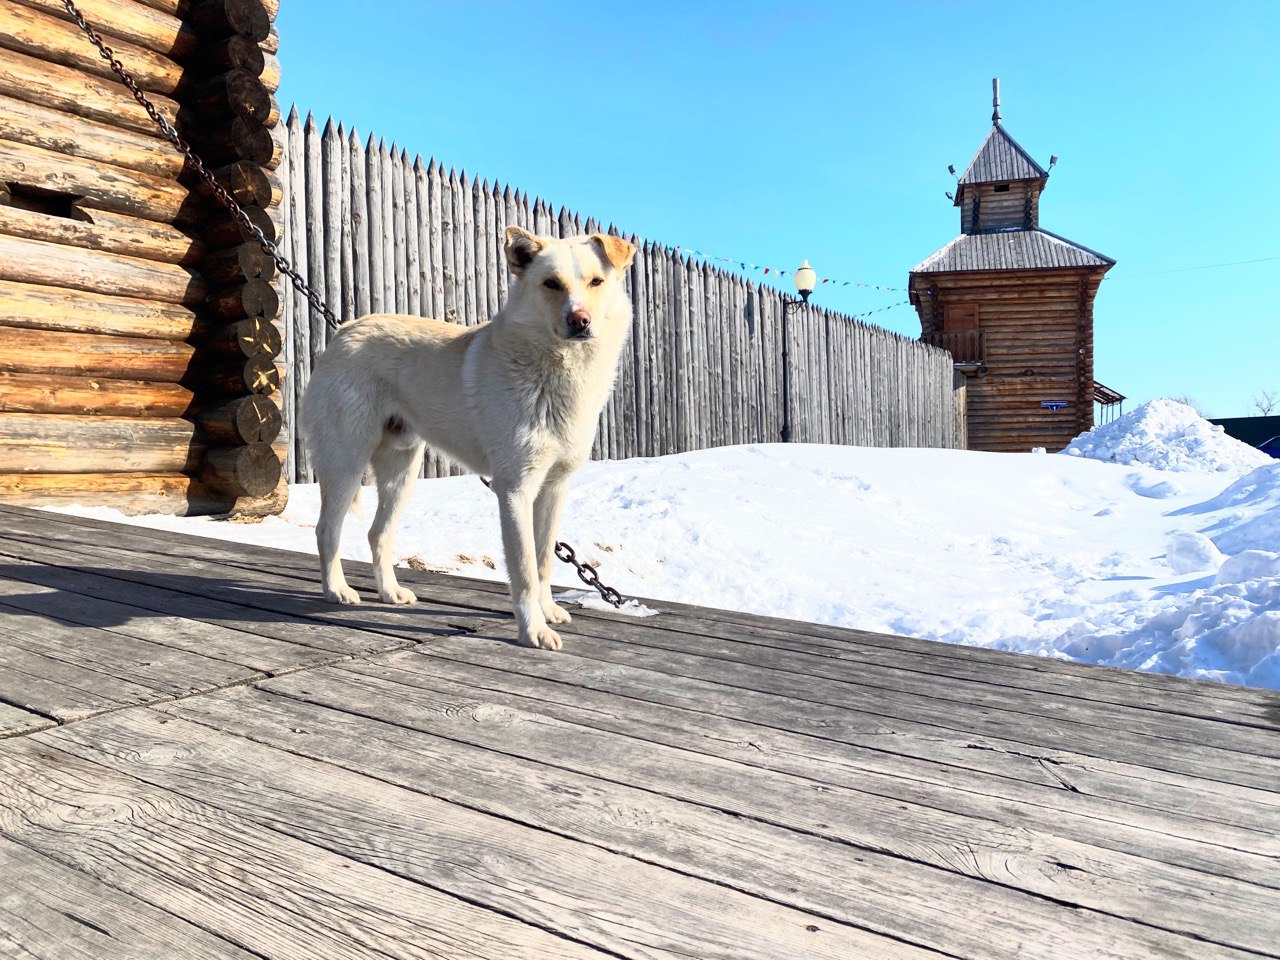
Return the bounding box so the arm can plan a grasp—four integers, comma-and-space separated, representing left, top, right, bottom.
779, 260, 816, 442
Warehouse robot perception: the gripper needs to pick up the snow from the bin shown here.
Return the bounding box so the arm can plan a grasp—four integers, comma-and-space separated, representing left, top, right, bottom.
50, 401, 1280, 690
1064, 398, 1271, 476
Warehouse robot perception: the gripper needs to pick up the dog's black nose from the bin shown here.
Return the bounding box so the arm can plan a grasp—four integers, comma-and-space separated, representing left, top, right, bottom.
568, 309, 592, 334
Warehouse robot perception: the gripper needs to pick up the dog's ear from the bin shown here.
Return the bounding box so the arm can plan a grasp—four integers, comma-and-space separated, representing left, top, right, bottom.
592, 234, 636, 271
505, 226, 545, 274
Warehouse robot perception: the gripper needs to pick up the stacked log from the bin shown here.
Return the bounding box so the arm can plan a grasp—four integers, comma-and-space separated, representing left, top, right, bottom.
185, 0, 285, 502
0, 0, 284, 514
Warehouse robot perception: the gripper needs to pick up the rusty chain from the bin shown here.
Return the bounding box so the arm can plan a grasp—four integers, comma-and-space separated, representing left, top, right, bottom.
64, 0, 627, 609
61, 0, 340, 331
478, 479, 625, 607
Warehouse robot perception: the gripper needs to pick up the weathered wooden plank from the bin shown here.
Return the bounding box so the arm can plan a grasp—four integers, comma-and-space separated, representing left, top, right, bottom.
379, 140, 397, 312
460, 171, 476, 324
400, 634, 1280, 873
0, 557, 341, 672
164, 682, 1254, 960
0, 697, 53, 736
364, 134, 385, 314
283, 107, 309, 481
320, 117, 343, 348
264, 658, 1280, 956
0, 521, 507, 640
0, 606, 258, 712
0, 638, 161, 721
390, 145, 408, 314
0, 836, 256, 959
54, 709, 922, 960
0, 91, 182, 180
0, 740, 613, 960
404, 151, 422, 316
303, 114, 326, 373
0, 46, 180, 137
536, 612, 1280, 753
505, 614, 1280, 791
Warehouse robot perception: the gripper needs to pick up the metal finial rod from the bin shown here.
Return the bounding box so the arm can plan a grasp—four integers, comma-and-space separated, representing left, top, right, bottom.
992, 77, 1001, 122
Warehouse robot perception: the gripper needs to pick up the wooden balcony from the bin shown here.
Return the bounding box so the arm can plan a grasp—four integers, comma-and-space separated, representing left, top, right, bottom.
924, 329, 986, 367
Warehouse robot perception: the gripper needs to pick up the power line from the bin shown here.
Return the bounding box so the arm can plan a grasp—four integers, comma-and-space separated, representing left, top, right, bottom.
1111, 255, 1280, 279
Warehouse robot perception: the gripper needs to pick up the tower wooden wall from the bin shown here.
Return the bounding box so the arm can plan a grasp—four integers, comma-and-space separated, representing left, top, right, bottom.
0, 0, 286, 515
913, 267, 1106, 451
909, 83, 1114, 453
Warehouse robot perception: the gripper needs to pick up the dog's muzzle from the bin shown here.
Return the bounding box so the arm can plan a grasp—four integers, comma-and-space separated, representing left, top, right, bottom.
565, 307, 593, 340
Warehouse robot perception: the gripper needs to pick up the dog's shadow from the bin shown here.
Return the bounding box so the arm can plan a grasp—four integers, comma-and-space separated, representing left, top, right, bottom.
0, 561, 512, 646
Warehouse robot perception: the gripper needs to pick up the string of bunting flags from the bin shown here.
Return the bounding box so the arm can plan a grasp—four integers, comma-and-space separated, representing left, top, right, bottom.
671, 244, 907, 292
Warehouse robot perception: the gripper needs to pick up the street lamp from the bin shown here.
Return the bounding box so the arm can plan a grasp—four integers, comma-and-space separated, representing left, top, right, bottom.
780, 260, 816, 442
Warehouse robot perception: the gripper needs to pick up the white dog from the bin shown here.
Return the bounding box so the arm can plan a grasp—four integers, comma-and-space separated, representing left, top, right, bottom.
301, 227, 636, 650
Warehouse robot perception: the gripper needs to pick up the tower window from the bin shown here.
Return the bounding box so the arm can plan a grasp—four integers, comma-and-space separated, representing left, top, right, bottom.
993, 183, 1011, 193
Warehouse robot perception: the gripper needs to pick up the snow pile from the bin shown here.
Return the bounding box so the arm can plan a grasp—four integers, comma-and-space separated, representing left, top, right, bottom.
1063, 398, 1271, 476
1061, 543, 1280, 688
53, 448, 1280, 690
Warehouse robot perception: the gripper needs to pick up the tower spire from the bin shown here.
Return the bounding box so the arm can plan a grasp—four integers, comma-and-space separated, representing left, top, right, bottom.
992, 77, 1001, 123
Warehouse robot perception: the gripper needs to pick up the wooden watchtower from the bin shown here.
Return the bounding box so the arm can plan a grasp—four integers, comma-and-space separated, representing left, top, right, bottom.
908, 80, 1114, 452
0, 0, 286, 514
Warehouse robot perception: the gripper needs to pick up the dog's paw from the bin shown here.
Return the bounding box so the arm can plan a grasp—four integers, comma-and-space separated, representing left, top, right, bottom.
542, 599, 573, 624
325, 585, 361, 605
519, 625, 563, 651
380, 585, 418, 605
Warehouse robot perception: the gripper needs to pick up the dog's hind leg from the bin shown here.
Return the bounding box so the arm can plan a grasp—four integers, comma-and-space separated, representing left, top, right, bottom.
316, 472, 362, 604
314, 446, 368, 605
369, 435, 425, 604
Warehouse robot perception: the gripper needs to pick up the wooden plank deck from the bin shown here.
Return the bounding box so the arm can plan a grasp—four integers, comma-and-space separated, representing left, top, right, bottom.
0, 503, 1277, 959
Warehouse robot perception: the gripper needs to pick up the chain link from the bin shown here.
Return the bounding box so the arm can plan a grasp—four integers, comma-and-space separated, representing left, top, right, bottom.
61, 0, 340, 331
63, 0, 627, 608
479, 479, 626, 608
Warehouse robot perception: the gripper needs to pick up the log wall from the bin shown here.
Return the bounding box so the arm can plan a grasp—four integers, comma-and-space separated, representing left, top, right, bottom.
913, 268, 1106, 452
278, 114, 966, 482
0, 0, 285, 515
959, 181, 1042, 234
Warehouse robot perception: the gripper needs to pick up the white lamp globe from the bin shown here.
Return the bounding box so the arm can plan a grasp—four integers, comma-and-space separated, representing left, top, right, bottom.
794, 260, 816, 301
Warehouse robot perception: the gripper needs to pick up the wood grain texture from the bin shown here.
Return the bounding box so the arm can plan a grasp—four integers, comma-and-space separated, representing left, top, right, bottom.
0, 836, 255, 959
50, 708, 927, 960
166, 683, 1258, 960
0, 1, 184, 94
0, 92, 184, 179
0, 740, 614, 960
0, 508, 1275, 960
0, 45, 180, 137
0, 235, 205, 304
0, 413, 201, 474
257, 658, 1280, 956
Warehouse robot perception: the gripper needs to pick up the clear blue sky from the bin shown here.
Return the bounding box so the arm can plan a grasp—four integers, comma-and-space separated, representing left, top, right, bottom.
277, 1, 1278, 418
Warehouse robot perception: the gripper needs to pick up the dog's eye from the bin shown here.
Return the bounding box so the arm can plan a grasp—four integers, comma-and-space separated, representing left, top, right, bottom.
589, 277, 604, 287
543, 278, 563, 291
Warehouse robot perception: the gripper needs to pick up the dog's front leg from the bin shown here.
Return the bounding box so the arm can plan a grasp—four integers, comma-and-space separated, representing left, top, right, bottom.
533, 476, 572, 626
494, 477, 561, 650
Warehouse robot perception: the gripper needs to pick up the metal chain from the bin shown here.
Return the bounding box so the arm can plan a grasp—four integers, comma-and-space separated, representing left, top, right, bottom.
61, 0, 340, 331
479, 479, 625, 607
64, 1, 627, 609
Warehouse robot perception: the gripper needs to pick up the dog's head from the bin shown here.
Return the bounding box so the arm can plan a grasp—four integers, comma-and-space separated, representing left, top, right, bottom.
503, 227, 635, 343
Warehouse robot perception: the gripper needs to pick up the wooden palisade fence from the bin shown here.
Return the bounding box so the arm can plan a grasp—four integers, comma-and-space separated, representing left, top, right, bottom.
279, 112, 965, 482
